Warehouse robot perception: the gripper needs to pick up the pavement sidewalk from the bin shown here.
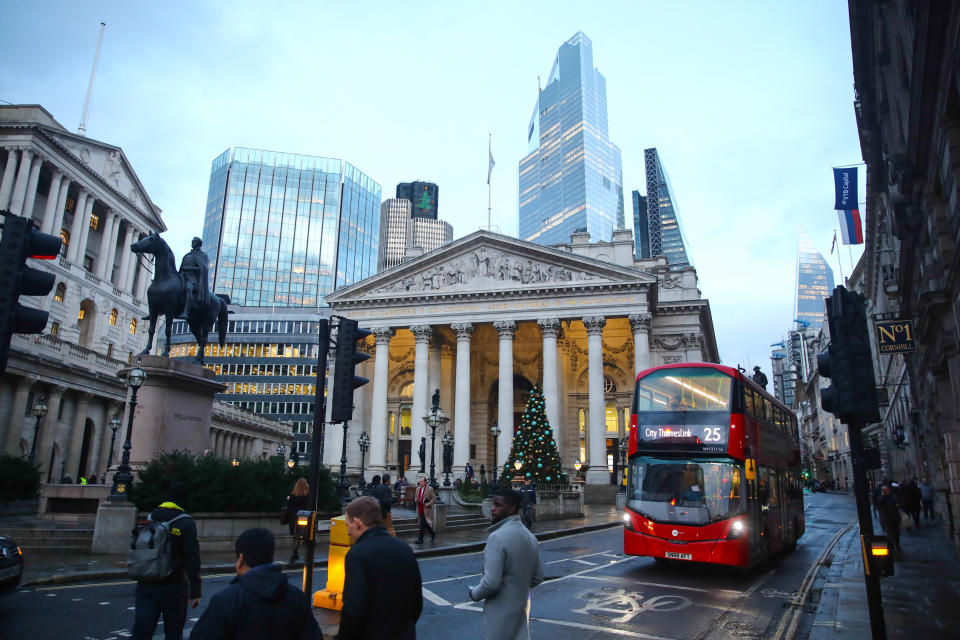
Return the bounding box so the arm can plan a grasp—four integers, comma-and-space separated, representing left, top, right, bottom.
16, 504, 622, 587
810, 510, 960, 638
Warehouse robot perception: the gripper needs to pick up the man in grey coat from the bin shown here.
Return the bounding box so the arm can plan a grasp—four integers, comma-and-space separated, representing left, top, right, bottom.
469, 489, 545, 640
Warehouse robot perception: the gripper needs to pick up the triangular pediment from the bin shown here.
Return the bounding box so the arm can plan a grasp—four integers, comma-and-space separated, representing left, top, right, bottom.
327, 230, 656, 303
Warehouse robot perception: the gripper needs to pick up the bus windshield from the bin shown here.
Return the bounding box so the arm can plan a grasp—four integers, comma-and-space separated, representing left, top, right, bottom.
635, 367, 732, 412
628, 456, 744, 525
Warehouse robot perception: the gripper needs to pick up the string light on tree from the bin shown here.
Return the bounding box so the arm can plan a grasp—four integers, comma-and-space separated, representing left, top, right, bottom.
500, 385, 567, 484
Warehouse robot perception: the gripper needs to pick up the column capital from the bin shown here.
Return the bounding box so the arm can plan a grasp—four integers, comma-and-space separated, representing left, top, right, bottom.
629, 312, 652, 334
410, 324, 432, 342
493, 320, 517, 338
450, 322, 474, 339
371, 327, 394, 345
537, 318, 562, 339
583, 316, 606, 336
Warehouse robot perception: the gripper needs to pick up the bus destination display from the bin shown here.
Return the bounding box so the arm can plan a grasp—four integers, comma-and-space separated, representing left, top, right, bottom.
638, 423, 729, 452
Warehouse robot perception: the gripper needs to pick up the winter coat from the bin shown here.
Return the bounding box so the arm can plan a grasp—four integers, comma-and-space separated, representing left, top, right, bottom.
339, 526, 422, 640
415, 485, 436, 528
285, 493, 310, 536
148, 502, 202, 599
876, 492, 901, 527
470, 514, 545, 640
189, 563, 321, 640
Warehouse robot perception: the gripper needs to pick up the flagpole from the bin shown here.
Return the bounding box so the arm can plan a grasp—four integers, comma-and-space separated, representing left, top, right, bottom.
833, 228, 845, 285
487, 133, 492, 231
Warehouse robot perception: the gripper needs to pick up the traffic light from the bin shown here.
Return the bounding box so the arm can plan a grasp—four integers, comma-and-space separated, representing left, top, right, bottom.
0, 213, 63, 373
330, 317, 371, 423
817, 286, 880, 424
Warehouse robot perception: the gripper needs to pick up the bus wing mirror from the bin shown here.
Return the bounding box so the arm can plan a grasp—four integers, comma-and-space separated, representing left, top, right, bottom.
745, 459, 757, 481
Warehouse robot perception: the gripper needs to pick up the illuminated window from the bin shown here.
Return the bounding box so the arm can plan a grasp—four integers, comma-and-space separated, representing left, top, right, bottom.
60, 229, 70, 247
605, 400, 618, 433
400, 407, 412, 435
129, 318, 137, 335
50, 321, 59, 335
54, 282, 66, 302
89, 214, 99, 230
109, 308, 118, 325
77, 308, 85, 321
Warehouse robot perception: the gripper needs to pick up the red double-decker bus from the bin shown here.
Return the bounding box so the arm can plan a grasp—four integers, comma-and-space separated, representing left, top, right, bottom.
623, 363, 804, 568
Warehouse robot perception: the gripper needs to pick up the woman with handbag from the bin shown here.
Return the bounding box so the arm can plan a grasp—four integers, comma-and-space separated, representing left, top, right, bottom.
283, 478, 310, 564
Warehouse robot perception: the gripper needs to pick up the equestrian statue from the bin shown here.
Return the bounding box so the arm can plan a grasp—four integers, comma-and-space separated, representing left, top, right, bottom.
130, 233, 230, 365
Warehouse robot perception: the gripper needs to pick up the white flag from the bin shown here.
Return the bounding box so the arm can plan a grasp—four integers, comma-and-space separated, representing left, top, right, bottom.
487, 135, 495, 185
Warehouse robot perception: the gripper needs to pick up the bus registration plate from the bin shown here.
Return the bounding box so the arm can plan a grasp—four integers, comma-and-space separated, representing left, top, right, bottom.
664, 552, 692, 560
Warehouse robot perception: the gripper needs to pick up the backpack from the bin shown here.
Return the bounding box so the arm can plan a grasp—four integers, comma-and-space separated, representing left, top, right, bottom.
127, 513, 190, 582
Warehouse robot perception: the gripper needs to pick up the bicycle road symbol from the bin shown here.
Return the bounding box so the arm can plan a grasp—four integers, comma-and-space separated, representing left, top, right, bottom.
572, 587, 692, 623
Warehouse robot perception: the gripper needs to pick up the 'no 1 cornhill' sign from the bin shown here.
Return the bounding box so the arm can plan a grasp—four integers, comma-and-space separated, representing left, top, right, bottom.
875, 319, 916, 354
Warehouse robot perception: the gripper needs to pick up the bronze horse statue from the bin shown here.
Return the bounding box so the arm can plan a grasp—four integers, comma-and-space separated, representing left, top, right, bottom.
130, 233, 230, 365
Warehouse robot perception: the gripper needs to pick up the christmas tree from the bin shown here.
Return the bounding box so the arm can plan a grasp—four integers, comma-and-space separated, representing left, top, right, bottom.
499, 385, 568, 484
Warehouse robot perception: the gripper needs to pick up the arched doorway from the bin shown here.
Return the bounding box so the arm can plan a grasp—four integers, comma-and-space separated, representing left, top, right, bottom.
77, 419, 94, 481
78, 299, 97, 349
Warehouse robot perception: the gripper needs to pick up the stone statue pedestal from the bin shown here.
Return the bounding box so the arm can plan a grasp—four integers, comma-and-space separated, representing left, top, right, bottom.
120, 355, 226, 468
91, 500, 137, 554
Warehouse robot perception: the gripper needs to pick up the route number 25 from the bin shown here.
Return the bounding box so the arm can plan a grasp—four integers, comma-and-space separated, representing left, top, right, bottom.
702, 427, 722, 442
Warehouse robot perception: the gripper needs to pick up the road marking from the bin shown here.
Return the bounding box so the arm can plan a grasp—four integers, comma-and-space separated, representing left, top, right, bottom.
73, 597, 82, 601
574, 575, 741, 596
46, 593, 57, 597
546, 549, 614, 564
550, 556, 636, 583
573, 587, 692, 623
532, 617, 681, 639
421, 587, 452, 606
740, 569, 774, 597
423, 572, 482, 585
99, 601, 110, 605
36, 580, 136, 591
572, 559, 598, 566
453, 600, 483, 612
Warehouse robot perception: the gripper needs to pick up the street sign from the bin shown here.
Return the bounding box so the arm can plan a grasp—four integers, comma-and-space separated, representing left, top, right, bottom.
875, 319, 916, 354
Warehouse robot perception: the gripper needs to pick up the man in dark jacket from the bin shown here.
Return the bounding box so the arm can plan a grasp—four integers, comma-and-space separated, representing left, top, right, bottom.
190, 528, 321, 639
132, 482, 202, 640
876, 484, 902, 550
340, 496, 422, 639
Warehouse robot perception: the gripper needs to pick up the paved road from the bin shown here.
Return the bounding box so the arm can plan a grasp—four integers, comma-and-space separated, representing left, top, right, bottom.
0, 492, 856, 639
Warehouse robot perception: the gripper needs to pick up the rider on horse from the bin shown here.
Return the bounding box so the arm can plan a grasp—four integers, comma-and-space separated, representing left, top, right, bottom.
179, 237, 211, 319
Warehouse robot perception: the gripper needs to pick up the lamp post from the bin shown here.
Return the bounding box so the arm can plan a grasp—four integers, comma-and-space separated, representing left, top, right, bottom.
357, 431, 370, 490
618, 439, 628, 491
102, 412, 121, 484
442, 431, 454, 486
423, 389, 448, 492
573, 459, 584, 483
29, 396, 48, 463
289, 449, 299, 470
337, 421, 351, 496
231, 458, 240, 467
490, 423, 501, 489
109, 359, 146, 502
276, 443, 287, 460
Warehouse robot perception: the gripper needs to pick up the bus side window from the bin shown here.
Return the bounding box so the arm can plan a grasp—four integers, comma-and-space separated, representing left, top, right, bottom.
758, 467, 770, 507
768, 469, 781, 507
744, 389, 756, 419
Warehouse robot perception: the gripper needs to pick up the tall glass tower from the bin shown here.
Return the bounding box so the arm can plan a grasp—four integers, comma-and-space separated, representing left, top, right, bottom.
640, 148, 693, 270
795, 228, 834, 329
518, 32, 624, 246
202, 148, 381, 307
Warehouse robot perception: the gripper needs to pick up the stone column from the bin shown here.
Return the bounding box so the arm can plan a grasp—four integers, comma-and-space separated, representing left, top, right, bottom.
538, 318, 562, 444
66, 190, 89, 262
323, 346, 340, 467
136, 258, 152, 299
369, 327, 393, 474
494, 320, 517, 470
96, 210, 117, 279
409, 324, 432, 481
2, 376, 36, 455
0, 148, 19, 210
105, 213, 123, 285
49, 178, 71, 238
629, 312, 653, 375
75, 197, 95, 269
20, 157, 43, 219
40, 170, 64, 234
124, 229, 140, 291
117, 224, 136, 291
451, 323, 473, 473
583, 316, 607, 484
64, 393, 93, 480
8, 149, 35, 215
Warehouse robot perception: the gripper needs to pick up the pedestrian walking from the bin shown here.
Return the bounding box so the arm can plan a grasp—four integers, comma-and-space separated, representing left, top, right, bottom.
469, 489, 545, 640
371, 473, 396, 536
919, 476, 936, 525
283, 478, 310, 564
132, 482, 201, 640
876, 484, 902, 551
415, 477, 436, 544
189, 528, 321, 639
519, 479, 537, 530
902, 477, 922, 529
340, 496, 422, 639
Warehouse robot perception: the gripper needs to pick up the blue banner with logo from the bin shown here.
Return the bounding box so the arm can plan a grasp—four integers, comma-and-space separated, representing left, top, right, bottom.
833, 167, 858, 210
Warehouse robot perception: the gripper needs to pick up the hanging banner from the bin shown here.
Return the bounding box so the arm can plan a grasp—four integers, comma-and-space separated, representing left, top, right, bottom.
875, 319, 916, 353
837, 209, 864, 244
833, 167, 858, 210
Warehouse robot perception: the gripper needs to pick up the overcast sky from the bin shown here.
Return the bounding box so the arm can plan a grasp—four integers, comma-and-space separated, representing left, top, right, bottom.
1, 1, 865, 376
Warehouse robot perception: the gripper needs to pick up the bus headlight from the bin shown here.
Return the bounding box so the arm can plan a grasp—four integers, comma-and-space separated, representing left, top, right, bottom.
623, 512, 635, 531
727, 519, 746, 539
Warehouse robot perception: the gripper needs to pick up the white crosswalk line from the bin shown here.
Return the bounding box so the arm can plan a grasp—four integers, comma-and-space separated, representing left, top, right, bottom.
421, 587, 452, 606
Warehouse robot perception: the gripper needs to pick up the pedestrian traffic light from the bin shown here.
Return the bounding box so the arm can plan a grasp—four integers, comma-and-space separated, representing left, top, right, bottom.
0, 213, 63, 373
817, 286, 880, 425
330, 317, 371, 423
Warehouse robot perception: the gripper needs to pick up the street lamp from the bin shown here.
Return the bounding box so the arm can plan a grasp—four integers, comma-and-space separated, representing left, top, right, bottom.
573, 459, 585, 483
490, 423, 501, 488
423, 389, 449, 491
276, 443, 287, 459
103, 412, 121, 483
231, 458, 240, 467
109, 359, 146, 502
618, 439, 628, 491
288, 449, 299, 470
357, 431, 370, 490
29, 396, 48, 463
441, 431, 454, 487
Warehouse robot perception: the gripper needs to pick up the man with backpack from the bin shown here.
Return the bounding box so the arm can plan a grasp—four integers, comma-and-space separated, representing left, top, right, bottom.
130, 482, 202, 640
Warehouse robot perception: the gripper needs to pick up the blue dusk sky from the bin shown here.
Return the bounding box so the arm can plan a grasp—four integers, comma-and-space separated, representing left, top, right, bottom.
1, 1, 865, 376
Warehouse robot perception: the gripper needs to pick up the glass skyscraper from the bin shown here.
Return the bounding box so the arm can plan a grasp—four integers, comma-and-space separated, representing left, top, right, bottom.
202, 147, 381, 307
795, 228, 834, 329
518, 32, 624, 246
638, 148, 692, 269
631, 190, 650, 260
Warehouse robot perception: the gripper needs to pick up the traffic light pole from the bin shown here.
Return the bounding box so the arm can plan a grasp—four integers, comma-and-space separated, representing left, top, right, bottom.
302, 318, 330, 596
848, 418, 887, 640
